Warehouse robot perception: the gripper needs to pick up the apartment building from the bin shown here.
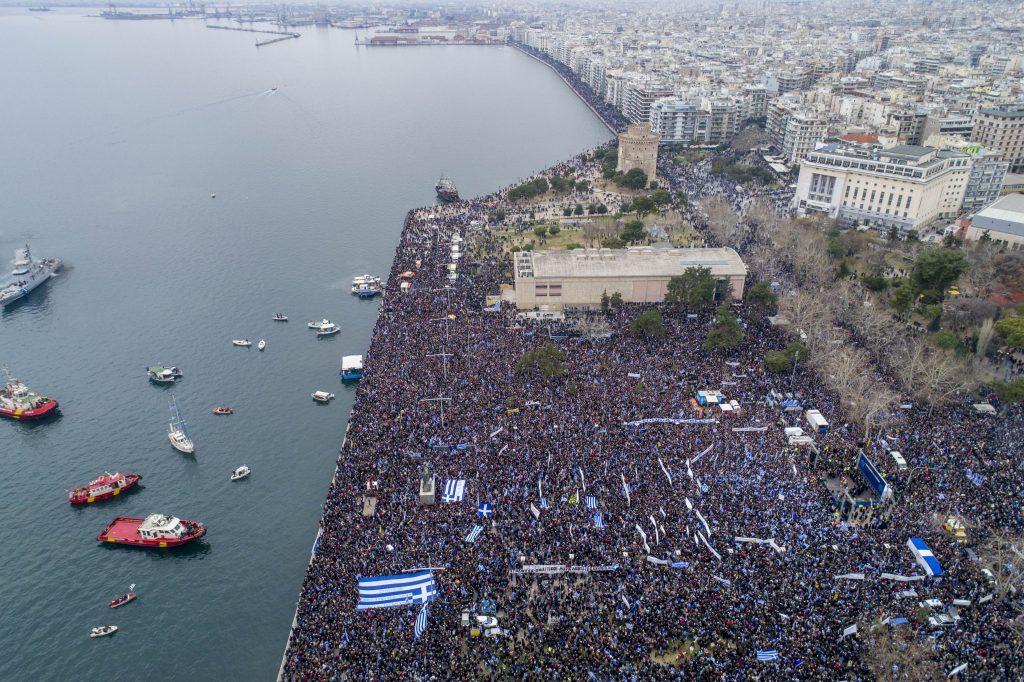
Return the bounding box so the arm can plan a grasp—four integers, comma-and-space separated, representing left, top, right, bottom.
972, 105, 1024, 173
793, 143, 972, 234
767, 98, 827, 163
623, 79, 674, 125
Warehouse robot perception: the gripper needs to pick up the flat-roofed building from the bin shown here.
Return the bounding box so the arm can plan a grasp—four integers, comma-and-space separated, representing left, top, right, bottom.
964, 193, 1024, 251
793, 143, 972, 234
972, 105, 1024, 173
512, 247, 747, 310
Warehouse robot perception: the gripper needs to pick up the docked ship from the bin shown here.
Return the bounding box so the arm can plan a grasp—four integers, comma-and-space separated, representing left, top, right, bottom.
351, 273, 382, 298
97, 513, 205, 548
68, 472, 142, 505
0, 370, 58, 421
435, 175, 459, 203
0, 244, 62, 308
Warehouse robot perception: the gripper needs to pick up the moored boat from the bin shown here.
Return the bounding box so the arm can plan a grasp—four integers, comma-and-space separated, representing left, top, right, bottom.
0, 244, 63, 308
307, 318, 330, 329
351, 274, 382, 295
90, 625, 118, 638
257, 339, 266, 351
340, 355, 364, 382
0, 370, 58, 421
232, 339, 251, 347
212, 406, 233, 415
435, 174, 459, 203
272, 313, 288, 322
68, 472, 142, 505
230, 465, 250, 481
97, 513, 205, 548
311, 391, 335, 403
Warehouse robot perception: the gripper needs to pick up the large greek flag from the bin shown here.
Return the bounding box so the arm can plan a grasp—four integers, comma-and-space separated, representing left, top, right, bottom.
756, 649, 779, 661
907, 537, 944, 577
442, 479, 466, 503
357, 571, 437, 610
585, 495, 598, 509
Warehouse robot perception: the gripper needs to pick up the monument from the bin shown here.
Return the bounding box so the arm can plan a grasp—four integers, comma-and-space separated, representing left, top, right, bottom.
616, 123, 660, 186
418, 462, 436, 506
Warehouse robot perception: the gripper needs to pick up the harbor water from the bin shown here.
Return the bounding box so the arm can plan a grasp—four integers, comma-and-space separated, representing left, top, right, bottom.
0, 9, 609, 679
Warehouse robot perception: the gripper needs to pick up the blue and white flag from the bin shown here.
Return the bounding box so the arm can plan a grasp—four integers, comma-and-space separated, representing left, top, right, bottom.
311, 527, 323, 558
477, 502, 493, 518
465, 524, 484, 543
756, 649, 779, 661
594, 512, 606, 529
357, 571, 437, 610
442, 479, 466, 503
539, 497, 549, 509
585, 495, 598, 510
907, 537, 943, 576
414, 602, 428, 639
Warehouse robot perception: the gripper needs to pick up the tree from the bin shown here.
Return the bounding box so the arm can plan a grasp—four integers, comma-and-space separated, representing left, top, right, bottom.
704, 303, 744, 351
665, 267, 716, 307
995, 377, 1024, 403
533, 225, 548, 239
650, 189, 671, 205
630, 310, 667, 339
631, 195, 656, 217
575, 180, 590, 193
596, 204, 609, 215
746, 281, 778, 319
573, 204, 584, 216
548, 224, 561, 236
615, 167, 648, 190
609, 292, 624, 309
621, 219, 646, 244
911, 247, 968, 297
563, 206, 573, 217
860, 272, 889, 292
890, 282, 915, 316
600, 290, 610, 314
995, 316, 1024, 348
932, 330, 959, 351
517, 343, 566, 379
764, 350, 792, 372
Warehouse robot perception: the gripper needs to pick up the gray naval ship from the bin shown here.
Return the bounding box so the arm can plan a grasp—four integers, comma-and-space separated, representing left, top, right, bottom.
0, 244, 63, 307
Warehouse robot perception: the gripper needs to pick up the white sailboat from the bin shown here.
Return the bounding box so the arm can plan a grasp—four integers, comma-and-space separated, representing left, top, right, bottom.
167, 396, 194, 454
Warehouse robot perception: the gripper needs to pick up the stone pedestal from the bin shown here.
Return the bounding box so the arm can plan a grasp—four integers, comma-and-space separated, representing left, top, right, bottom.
361, 495, 377, 517
418, 476, 435, 506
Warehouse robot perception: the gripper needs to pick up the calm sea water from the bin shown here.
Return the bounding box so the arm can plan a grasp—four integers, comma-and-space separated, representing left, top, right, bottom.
0, 10, 609, 679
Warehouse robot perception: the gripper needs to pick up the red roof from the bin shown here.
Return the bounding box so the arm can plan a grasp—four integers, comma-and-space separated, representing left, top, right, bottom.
840, 132, 879, 144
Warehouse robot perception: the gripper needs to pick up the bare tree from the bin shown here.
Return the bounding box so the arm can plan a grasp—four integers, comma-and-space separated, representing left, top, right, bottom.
700, 195, 741, 247
977, 318, 996, 360
891, 341, 976, 406
862, 630, 942, 681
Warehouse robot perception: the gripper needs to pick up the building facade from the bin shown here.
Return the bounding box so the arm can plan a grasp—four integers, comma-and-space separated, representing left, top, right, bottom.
767, 98, 827, 163
793, 143, 972, 234
616, 123, 660, 182
963, 193, 1024, 250
972, 105, 1024, 173
513, 247, 748, 310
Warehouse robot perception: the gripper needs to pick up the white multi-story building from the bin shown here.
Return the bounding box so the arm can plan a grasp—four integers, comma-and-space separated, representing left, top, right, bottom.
623, 78, 674, 125
972, 105, 1024, 173
793, 143, 972, 233
767, 98, 827, 163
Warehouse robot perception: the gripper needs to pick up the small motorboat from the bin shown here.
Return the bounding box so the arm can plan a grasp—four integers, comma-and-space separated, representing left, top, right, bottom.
272, 313, 288, 322
232, 339, 251, 347
90, 625, 118, 638
311, 391, 335, 403
110, 592, 137, 609
317, 322, 340, 336
355, 287, 381, 300
147, 366, 177, 384
212, 406, 233, 415
307, 318, 329, 330
257, 339, 266, 351
230, 466, 251, 481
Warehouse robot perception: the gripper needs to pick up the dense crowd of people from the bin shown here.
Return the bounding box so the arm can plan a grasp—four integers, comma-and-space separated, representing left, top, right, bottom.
282, 65, 1024, 679
280, 143, 1024, 680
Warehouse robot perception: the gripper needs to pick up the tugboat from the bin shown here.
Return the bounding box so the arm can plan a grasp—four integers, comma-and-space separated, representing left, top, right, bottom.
0, 244, 63, 308
435, 175, 459, 203
0, 369, 58, 421
97, 513, 205, 548
68, 472, 142, 505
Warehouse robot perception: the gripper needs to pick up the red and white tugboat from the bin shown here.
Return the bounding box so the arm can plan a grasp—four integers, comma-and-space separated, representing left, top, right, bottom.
97, 513, 205, 548
0, 370, 58, 421
68, 472, 142, 505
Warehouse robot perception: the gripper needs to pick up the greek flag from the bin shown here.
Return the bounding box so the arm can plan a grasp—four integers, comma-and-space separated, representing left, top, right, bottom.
539, 497, 549, 509
594, 512, 606, 529
465, 524, 484, 543
477, 502, 493, 518
357, 571, 437, 610
311, 527, 322, 557
442, 479, 466, 503
585, 495, 597, 509
907, 537, 944, 577
414, 602, 428, 639
756, 649, 779, 661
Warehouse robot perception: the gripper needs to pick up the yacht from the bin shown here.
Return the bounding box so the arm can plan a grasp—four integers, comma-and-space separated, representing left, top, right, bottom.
167, 396, 194, 454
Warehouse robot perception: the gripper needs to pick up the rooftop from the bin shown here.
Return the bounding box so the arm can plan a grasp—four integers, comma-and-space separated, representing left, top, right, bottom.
972, 193, 1024, 237
521, 247, 747, 279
